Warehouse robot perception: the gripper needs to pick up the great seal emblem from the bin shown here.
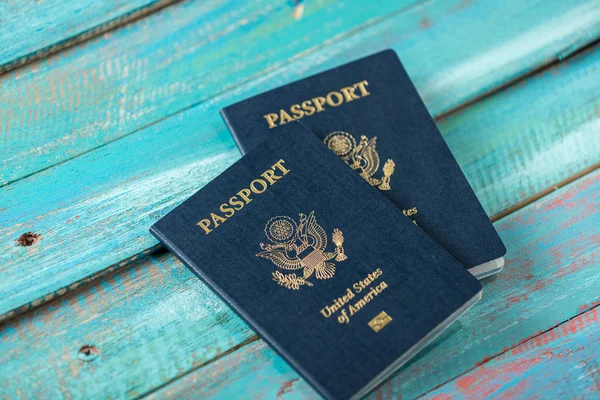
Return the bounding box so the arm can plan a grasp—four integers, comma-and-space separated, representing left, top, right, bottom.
256, 212, 347, 290
324, 131, 395, 191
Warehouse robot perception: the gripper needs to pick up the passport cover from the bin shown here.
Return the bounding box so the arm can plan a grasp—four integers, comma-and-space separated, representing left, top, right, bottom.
221, 49, 506, 277
150, 122, 483, 400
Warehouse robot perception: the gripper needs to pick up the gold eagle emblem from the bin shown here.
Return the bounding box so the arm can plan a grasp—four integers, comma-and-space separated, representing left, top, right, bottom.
256, 212, 347, 290
324, 131, 395, 190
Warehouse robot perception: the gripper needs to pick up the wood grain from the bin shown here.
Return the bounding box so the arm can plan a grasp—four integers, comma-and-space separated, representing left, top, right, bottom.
2, 0, 599, 185
2, 33, 600, 322
6, 168, 589, 400
0, 0, 420, 185
149, 340, 318, 400
2, 1, 600, 398
0, 0, 181, 74
0, 249, 254, 399
147, 307, 600, 399
422, 306, 600, 399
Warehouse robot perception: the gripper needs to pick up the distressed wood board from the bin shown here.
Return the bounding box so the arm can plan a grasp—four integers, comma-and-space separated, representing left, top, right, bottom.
2, 1, 600, 321
1, 0, 599, 398
422, 306, 600, 399
2, 0, 599, 185
0, 0, 184, 74
0, 0, 420, 185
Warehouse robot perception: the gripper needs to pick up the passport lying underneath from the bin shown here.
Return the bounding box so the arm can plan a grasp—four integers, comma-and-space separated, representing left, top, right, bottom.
150, 123, 483, 400
221, 49, 507, 278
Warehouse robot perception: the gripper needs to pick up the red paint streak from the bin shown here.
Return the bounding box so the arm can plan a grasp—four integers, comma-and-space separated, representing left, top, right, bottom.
476, 383, 504, 399
544, 197, 565, 211
498, 379, 529, 398
506, 294, 529, 305
431, 395, 452, 400
505, 276, 551, 306
375, 389, 383, 400
556, 249, 599, 279
590, 307, 599, 323
535, 277, 551, 291
505, 357, 538, 376
374, 384, 396, 400
542, 174, 593, 212
448, 307, 600, 399
456, 375, 477, 390
457, 358, 537, 398
276, 378, 299, 399
576, 313, 586, 331
579, 303, 591, 313
512, 308, 600, 357
501, 258, 534, 288
374, 385, 394, 400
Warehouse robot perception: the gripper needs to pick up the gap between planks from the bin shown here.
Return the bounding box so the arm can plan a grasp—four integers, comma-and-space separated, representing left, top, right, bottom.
137, 336, 261, 400
0, 0, 183, 75
490, 162, 600, 222
435, 35, 600, 122
131, 164, 600, 400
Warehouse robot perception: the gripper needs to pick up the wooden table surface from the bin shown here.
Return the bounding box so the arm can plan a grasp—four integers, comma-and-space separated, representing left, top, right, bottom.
1, 1, 600, 398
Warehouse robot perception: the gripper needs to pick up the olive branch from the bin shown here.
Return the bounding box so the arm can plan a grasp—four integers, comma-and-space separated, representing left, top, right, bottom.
272, 271, 313, 290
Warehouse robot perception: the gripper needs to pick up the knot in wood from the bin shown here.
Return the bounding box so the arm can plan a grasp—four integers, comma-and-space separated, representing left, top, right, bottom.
16, 232, 41, 246
78, 345, 100, 362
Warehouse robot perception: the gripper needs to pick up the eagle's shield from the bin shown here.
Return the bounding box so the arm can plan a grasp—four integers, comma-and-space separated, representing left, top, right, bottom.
297, 246, 327, 270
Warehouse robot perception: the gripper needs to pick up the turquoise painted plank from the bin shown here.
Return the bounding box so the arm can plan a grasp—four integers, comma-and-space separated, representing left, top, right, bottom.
0, 250, 254, 399
2, 168, 596, 399
2, 24, 600, 321
422, 307, 600, 399
2, 0, 599, 185
0, 0, 421, 185
0, 0, 179, 73
439, 43, 600, 218
149, 307, 600, 400
152, 340, 318, 400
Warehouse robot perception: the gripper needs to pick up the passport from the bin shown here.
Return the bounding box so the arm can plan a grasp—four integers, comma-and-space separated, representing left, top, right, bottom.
150, 122, 483, 400
221, 49, 506, 278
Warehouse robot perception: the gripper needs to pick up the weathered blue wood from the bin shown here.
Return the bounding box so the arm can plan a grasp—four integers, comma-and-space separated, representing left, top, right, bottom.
439, 43, 600, 217
0, 250, 256, 399
0, 0, 180, 73
0, 1, 599, 398
0, 0, 420, 185
3, 169, 594, 399
422, 307, 600, 399
149, 307, 600, 399
152, 340, 319, 400
2, 0, 599, 185
2, 30, 600, 323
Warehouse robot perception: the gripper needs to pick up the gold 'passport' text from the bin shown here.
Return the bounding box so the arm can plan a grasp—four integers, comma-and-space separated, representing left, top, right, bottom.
263, 80, 370, 129
197, 159, 290, 234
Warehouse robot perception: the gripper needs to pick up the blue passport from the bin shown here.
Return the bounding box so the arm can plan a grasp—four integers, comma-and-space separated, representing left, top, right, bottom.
221, 50, 506, 278
150, 123, 483, 400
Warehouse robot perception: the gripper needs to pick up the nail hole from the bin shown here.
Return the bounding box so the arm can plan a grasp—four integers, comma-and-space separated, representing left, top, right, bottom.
16, 232, 42, 246
78, 345, 99, 362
